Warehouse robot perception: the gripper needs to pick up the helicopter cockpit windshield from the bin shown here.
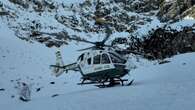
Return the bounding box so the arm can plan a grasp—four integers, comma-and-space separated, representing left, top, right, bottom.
93, 53, 111, 65
101, 54, 110, 64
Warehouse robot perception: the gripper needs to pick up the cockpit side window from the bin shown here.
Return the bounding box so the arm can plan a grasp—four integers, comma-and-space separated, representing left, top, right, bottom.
93, 55, 101, 64
101, 54, 110, 64
87, 58, 91, 65
80, 54, 84, 61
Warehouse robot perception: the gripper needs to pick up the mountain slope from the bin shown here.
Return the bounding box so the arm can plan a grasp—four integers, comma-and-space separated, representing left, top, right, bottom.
0, 20, 90, 104
0, 0, 163, 47
0, 0, 195, 110
1, 47, 195, 110
1, 20, 195, 110
1, 0, 194, 48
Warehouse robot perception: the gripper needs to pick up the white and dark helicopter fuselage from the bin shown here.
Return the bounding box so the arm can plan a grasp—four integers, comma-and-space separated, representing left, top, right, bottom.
52, 48, 130, 86
77, 49, 129, 83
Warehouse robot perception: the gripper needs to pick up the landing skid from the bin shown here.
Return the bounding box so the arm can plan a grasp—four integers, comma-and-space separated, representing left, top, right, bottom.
77, 77, 134, 88
77, 81, 97, 85
95, 83, 119, 88
127, 79, 134, 86
95, 79, 134, 88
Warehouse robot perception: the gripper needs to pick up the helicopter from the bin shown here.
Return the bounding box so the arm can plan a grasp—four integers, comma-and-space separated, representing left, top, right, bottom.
39, 29, 150, 88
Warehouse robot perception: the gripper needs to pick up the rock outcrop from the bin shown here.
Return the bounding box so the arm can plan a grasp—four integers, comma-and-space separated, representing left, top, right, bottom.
124, 26, 195, 59
158, 0, 195, 22
0, 0, 161, 47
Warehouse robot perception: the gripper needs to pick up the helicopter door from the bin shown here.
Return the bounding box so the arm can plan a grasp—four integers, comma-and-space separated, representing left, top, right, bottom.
92, 55, 101, 72
84, 57, 93, 74
101, 53, 113, 70
79, 54, 93, 75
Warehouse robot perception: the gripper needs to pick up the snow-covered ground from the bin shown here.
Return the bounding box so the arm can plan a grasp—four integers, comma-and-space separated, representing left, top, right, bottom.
0, 20, 89, 104
1, 18, 195, 110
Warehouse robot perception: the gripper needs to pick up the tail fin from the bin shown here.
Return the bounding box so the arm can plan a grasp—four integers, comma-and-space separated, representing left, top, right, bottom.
51, 51, 65, 77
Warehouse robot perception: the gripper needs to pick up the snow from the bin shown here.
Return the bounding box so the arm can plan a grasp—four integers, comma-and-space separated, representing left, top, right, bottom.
134, 16, 163, 37
134, 18, 195, 37
53, 0, 85, 4
165, 0, 172, 2
0, 20, 86, 103
1, 18, 195, 110
184, 16, 195, 20
168, 19, 195, 31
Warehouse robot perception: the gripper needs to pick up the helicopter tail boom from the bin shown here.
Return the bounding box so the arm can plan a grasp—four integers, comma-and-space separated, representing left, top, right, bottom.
50, 62, 78, 77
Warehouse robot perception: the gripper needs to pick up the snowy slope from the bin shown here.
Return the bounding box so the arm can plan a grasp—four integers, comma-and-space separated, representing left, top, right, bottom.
1, 20, 195, 110
0, 20, 92, 104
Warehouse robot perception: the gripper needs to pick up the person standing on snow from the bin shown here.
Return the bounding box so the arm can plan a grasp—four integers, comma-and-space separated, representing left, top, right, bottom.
19, 82, 31, 102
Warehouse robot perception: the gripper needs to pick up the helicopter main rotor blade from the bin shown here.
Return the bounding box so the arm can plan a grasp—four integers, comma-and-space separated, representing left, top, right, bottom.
104, 44, 113, 47
77, 46, 96, 51
39, 31, 62, 37
68, 36, 96, 45
39, 31, 113, 49
39, 32, 96, 45
102, 35, 110, 44
124, 50, 154, 58
102, 26, 112, 44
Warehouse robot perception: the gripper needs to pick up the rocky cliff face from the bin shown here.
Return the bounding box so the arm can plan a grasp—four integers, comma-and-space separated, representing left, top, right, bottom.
158, 0, 195, 22
0, 0, 194, 48
0, 0, 161, 47
126, 26, 195, 60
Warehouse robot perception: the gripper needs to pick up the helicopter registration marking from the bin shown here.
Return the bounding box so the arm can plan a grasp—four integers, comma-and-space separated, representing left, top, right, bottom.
94, 67, 103, 71
94, 65, 110, 71
104, 65, 110, 69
